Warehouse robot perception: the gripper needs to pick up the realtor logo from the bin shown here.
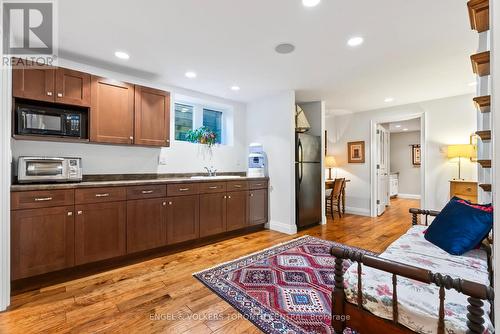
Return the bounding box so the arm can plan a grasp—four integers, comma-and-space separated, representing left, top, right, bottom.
2, 1, 54, 55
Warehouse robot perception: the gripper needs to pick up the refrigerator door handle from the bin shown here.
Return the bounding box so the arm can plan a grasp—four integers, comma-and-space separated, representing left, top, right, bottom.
298, 140, 303, 163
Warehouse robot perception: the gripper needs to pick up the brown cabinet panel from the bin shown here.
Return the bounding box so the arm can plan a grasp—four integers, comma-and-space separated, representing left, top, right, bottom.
127, 198, 167, 253
75, 187, 126, 204
226, 191, 247, 231
90, 76, 135, 144
200, 193, 227, 237
134, 86, 170, 147
167, 183, 199, 196
75, 201, 126, 265
248, 189, 268, 226
199, 182, 226, 194
126, 185, 166, 200
11, 189, 74, 210
12, 59, 55, 103
226, 180, 248, 192
248, 180, 268, 190
11, 206, 75, 280
55, 68, 91, 106
166, 195, 199, 244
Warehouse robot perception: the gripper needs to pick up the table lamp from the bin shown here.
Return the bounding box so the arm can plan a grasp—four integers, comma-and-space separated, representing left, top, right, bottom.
325, 155, 336, 180
447, 144, 476, 180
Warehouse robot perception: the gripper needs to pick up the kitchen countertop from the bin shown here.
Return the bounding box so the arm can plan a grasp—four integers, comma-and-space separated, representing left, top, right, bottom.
11, 174, 269, 192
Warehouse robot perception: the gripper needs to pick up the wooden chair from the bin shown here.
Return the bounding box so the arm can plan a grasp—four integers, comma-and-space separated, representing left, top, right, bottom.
326, 178, 345, 219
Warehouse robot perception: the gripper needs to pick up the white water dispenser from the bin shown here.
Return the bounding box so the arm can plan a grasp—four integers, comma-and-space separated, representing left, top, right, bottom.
247, 143, 266, 177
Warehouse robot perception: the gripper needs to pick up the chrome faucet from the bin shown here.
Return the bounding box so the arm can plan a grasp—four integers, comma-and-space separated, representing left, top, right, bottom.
204, 166, 218, 177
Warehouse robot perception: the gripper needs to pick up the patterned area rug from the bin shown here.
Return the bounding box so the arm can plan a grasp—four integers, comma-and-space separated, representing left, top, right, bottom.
193, 235, 371, 334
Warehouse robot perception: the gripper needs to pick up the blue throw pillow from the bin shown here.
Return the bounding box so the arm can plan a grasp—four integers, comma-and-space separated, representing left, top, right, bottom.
424, 197, 493, 255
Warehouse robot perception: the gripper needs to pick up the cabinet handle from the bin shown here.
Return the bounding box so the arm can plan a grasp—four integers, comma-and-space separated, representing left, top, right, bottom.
95, 193, 110, 197
466, 188, 472, 192
228, 195, 231, 199
57, 93, 63, 97
168, 201, 173, 205
162, 201, 167, 206
255, 183, 263, 186
129, 136, 134, 140
67, 212, 73, 216
141, 190, 154, 194
34, 197, 52, 202
179, 188, 189, 192
250, 193, 254, 197
208, 186, 218, 189
233, 185, 242, 188
77, 210, 83, 215
224, 195, 227, 199
166, 139, 170, 143
46, 92, 53, 96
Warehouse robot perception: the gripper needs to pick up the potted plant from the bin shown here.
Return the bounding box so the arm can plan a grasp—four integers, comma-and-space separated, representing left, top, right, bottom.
186, 126, 218, 150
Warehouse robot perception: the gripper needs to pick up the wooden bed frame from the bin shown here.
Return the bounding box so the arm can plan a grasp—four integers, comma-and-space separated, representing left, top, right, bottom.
330, 208, 495, 334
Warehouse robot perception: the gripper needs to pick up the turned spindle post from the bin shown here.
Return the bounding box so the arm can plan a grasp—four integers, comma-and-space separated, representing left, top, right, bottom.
332, 257, 346, 333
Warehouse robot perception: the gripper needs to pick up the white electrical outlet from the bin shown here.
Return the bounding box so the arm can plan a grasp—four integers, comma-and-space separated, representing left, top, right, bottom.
159, 154, 168, 165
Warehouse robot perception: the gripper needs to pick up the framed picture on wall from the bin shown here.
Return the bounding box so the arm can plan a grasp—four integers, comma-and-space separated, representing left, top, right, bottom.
412, 144, 421, 166
348, 141, 365, 163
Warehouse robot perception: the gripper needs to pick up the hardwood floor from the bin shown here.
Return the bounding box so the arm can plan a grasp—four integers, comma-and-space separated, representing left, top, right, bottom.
0, 198, 418, 333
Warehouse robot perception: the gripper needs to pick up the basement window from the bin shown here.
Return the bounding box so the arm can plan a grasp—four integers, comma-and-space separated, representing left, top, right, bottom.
174, 103, 194, 141
203, 109, 223, 144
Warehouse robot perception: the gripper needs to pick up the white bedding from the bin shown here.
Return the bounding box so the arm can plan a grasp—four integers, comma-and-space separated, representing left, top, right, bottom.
343, 225, 494, 334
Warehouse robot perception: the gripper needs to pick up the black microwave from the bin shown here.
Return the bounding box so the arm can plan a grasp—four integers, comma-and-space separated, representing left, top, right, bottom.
15, 103, 88, 138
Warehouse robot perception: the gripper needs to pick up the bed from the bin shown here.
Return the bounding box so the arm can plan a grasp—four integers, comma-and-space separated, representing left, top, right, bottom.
330, 208, 495, 334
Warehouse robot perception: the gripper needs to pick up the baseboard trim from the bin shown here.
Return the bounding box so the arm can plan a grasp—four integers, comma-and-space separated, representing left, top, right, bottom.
344, 207, 371, 217
397, 194, 421, 200
266, 220, 297, 235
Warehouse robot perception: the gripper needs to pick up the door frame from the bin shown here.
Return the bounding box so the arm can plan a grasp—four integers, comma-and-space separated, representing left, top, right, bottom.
369, 112, 427, 217
376, 124, 390, 215
0, 65, 12, 310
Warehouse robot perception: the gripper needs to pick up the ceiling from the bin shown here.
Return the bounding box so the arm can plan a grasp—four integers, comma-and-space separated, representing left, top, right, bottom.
57, 0, 477, 112
383, 118, 421, 133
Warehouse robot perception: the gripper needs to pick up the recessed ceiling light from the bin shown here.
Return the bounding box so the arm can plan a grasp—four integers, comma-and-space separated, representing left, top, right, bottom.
185, 71, 197, 79
275, 43, 295, 54
384, 97, 394, 103
403, 128, 409, 131
395, 125, 401, 128
302, 0, 321, 7
231, 86, 240, 91
114, 51, 129, 60
468, 82, 477, 86
347, 36, 364, 47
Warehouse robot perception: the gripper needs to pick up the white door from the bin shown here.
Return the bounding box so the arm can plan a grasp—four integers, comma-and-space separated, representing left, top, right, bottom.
377, 124, 390, 215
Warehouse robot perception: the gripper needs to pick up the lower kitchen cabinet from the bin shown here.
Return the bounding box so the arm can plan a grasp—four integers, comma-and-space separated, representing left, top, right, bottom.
199, 193, 227, 237
11, 206, 75, 280
167, 195, 199, 244
249, 189, 268, 225
127, 198, 168, 253
226, 191, 248, 231
75, 201, 126, 265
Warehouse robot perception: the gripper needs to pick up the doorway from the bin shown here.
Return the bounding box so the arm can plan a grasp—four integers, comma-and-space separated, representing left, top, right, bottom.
370, 114, 426, 217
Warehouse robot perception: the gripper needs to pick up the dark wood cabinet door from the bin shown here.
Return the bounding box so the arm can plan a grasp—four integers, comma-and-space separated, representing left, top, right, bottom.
166, 195, 199, 244
248, 189, 268, 225
75, 201, 126, 265
226, 191, 247, 231
134, 86, 170, 147
199, 193, 226, 237
55, 68, 91, 106
11, 206, 74, 280
127, 198, 167, 253
12, 62, 55, 102
90, 76, 135, 144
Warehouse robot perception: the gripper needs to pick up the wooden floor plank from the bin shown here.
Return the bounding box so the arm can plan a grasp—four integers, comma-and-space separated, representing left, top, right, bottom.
0, 198, 417, 333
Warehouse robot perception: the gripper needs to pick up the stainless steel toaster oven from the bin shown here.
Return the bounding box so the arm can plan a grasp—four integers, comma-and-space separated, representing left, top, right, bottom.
17, 157, 82, 183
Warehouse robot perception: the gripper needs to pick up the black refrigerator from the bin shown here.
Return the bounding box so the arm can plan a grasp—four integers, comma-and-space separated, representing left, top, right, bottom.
296, 133, 322, 228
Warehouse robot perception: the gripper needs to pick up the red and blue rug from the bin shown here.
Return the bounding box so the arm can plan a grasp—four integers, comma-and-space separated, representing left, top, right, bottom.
193, 235, 371, 334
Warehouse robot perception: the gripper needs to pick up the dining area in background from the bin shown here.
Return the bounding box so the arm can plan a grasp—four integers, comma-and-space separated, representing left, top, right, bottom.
325, 178, 350, 219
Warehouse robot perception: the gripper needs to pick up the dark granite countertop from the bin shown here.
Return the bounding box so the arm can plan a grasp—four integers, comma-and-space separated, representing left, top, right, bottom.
11, 173, 269, 192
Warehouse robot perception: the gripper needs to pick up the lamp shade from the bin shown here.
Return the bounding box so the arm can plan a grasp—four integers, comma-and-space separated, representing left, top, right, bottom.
325, 155, 337, 168
447, 144, 477, 159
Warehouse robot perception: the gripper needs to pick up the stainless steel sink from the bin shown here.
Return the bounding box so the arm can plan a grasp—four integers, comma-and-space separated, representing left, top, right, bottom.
190, 175, 243, 180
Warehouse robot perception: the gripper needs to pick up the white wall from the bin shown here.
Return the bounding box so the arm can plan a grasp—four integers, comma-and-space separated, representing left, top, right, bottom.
326, 94, 477, 214
11, 58, 247, 175
390, 131, 421, 196
247, 91, 296, 234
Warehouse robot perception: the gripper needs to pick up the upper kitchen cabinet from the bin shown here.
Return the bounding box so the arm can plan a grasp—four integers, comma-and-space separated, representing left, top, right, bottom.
12, 60, 91, 107
55, 68, 91, 107
12, 60, 55, 103
134, 86, 171, 147
90, 76, 135, 144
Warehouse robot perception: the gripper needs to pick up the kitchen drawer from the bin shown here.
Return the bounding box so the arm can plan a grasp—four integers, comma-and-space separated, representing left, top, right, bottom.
167, 183, 199, 196
248, 180, 268, 190
127, 184, 166, 200
198, 182, 226, 194
75, 187, 126, 204
11, 189, 74, 210
226, 180, 248, 192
